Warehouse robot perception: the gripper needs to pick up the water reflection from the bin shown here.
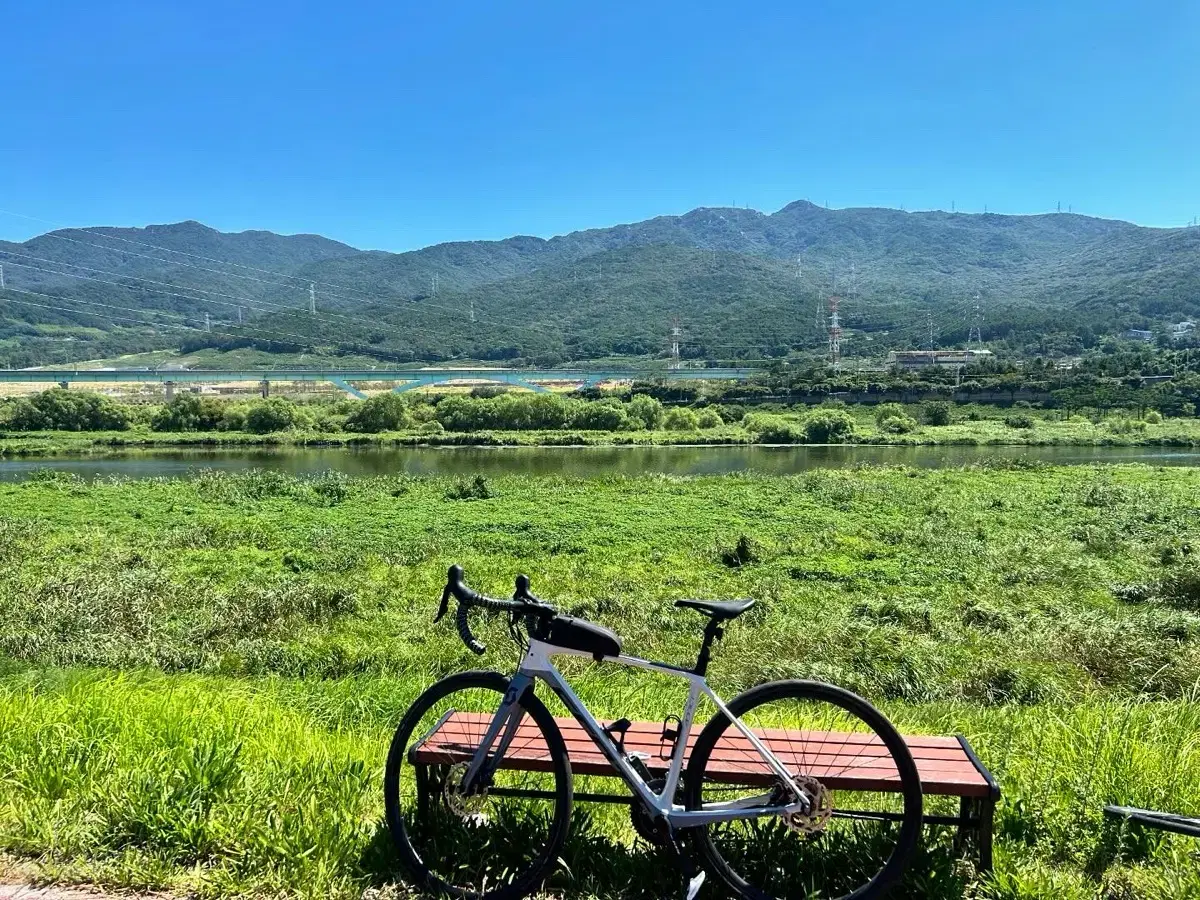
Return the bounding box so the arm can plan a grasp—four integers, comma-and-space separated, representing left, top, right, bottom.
0, 444, 1196, 481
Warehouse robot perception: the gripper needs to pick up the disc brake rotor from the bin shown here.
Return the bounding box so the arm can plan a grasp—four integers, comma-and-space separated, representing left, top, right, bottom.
782, 776, 833, 836
443, 761, 488, 820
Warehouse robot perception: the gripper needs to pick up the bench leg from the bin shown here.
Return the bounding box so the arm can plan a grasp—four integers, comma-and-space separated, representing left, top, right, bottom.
953, 797, 975, 857
416, 764, 431, 819
978, 798, 995, 872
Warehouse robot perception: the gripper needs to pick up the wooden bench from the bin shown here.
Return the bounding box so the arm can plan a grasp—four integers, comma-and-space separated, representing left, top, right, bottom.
411, 712, 1001, 870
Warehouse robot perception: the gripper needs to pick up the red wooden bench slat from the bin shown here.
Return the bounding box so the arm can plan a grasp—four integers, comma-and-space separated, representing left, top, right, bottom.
411, 712, 996, 798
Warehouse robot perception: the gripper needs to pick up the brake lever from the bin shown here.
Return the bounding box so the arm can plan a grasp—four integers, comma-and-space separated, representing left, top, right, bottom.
434, 583, 451, 623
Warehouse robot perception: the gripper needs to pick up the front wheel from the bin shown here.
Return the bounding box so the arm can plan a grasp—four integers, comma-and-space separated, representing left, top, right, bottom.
384, 670, 573, 900
685, 680, 922, 900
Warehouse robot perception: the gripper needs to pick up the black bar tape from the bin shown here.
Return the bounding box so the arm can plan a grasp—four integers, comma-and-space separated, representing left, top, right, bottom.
457, 602, 487, 655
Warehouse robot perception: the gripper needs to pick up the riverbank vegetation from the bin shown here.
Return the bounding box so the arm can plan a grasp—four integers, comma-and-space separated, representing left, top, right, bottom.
1, 387, 1199, 456
1, 465, 1198, 898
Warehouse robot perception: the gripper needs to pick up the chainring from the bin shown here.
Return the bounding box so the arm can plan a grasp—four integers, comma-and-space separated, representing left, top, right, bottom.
630, 777, 672, 846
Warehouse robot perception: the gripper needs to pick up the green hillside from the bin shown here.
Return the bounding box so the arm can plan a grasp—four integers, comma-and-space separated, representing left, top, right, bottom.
0, 204, 1197, 367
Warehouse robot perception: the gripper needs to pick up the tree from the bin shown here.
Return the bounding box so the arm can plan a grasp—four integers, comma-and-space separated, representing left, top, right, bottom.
244, 398, 301, 434
9, 388, 131, 432
627, 394, 665, 430
663, 407, 700, 430
743, 413, 804, 443
803, 409, 856, 443
345, 393, 412, 433
571, 400, 633, 431
923, 402, 953, 426
151, 394, 225, 432
697, 408, 723, 429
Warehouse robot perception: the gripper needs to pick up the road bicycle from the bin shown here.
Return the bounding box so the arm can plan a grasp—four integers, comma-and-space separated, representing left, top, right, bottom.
384, 565, 922, 900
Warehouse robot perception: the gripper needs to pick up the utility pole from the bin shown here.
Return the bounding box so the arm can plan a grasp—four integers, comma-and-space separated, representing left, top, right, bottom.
309, 283, 316, 315
828, 295, 842, 371
204, 312, 212, 333
237, 306, 243, 325
927, 312, 934, 351
669, 319, 682, 369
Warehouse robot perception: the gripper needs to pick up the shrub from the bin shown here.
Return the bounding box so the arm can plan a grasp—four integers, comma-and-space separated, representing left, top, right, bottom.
1160, 565, 1200, 611
469, 385, 508, 399
923, 402, 953, 426
743, 413, 804, 444
244, 399, 301, 434
220, 407, 247, 432
10, 388, 132, 432
878, 414, 917, 434
627, 394, 665, 430
720, 534, 760, 568
150, 394, 225, 432
345, 393, 412, 433
1107, 417, 1147, 435
571, 400, 633, 431
663, 408, 700, 431
1145, 410, 1163, 424
1004, 413, 1035, 429
803, 409, 856, 443
418, 421, 445, 434
696, 408, 723, 429
873, 403, 908, 425
445, 475, 493, 501
435, 393, 574, 431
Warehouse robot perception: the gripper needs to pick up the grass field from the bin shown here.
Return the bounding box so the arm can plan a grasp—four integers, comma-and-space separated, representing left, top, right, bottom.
1, 465, 1198, 898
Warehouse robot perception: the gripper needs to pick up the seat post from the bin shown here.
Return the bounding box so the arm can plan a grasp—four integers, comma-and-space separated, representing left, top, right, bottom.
693, 617, 725, 676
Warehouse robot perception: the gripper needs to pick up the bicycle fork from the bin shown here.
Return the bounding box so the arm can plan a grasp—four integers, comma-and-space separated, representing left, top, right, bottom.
459, 673, 536, 796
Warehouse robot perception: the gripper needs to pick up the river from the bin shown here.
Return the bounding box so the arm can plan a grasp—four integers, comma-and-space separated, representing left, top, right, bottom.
0, 444, 1196, 481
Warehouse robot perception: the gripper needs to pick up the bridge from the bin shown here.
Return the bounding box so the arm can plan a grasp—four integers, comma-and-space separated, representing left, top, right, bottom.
0, 367, 758, 400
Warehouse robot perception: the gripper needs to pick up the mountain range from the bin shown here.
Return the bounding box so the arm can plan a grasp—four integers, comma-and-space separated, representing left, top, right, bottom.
1, 201, 1197, 368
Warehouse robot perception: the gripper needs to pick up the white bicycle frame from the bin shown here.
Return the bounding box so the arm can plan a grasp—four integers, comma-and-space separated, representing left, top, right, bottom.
461, 639, 810, 827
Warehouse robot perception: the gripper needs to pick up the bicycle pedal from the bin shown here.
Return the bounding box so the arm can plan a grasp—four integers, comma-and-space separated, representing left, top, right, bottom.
684, 870, 706, 900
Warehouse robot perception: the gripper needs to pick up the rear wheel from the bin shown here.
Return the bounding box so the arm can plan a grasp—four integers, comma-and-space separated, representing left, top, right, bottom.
685, 680, 922, 900
384, 671, 573, 900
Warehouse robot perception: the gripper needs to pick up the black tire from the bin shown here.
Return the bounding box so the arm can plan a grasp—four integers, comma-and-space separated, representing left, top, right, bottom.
384, 671, 573, 900
685, 680, 922, 900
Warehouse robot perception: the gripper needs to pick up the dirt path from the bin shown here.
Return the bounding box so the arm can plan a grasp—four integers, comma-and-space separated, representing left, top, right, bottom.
0, 888, 127, 900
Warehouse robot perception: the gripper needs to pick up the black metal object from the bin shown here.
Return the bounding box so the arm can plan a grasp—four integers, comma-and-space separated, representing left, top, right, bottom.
1104, 805, 1200, 839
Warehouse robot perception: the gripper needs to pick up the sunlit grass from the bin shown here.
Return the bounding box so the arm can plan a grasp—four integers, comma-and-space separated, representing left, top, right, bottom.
0, 465, 1198, 897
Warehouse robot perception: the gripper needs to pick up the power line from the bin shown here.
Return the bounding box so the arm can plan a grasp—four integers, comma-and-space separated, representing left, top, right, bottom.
0, 282, 451, 359
7, 207, 671, 347
28, 224, 587, 343
0, 251, 570, 348
0, 209, 582, 341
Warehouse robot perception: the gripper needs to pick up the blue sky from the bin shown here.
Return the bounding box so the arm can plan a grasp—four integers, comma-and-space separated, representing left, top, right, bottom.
1, 0, 1196, 249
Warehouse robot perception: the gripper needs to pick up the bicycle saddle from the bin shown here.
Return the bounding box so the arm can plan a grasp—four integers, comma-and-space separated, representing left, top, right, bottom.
674, 598, 756, 621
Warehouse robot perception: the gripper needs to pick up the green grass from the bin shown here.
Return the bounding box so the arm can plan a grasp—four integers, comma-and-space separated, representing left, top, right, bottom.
1, 466, 1199, 898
